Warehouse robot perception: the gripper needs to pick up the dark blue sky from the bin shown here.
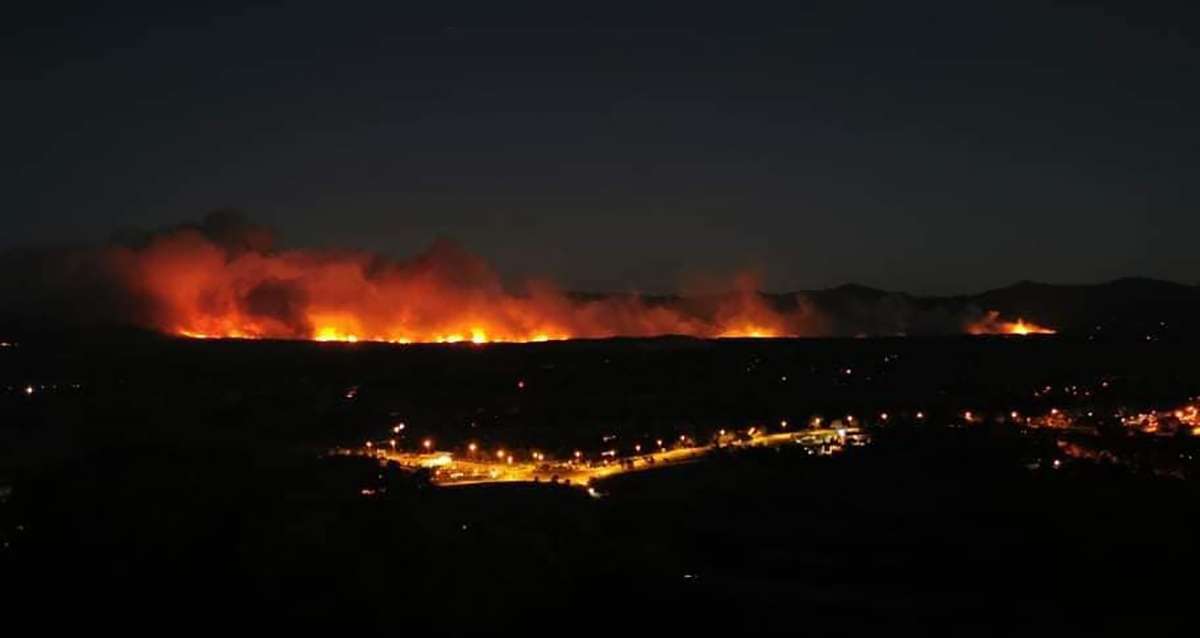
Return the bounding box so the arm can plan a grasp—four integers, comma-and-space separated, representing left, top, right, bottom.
5, 1, 1199, 293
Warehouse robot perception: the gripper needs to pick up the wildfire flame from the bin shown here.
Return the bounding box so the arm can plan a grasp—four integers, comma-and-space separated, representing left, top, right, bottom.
111, 218, 816, 344
966, 311, 1056, 336
61, 214, 1062, 343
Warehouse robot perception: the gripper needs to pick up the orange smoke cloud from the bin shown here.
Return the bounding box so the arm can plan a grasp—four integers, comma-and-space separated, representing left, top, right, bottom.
5, 214, 1062, 341
966, 310, 1056, 336
107, 215, 822, 343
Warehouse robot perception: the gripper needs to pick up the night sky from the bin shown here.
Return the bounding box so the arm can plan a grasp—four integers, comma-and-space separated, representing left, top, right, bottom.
5, 1, 1199, 293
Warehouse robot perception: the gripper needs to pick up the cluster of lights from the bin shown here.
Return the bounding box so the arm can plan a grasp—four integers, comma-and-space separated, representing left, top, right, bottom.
362, 402, 1198, 477
363, 410, 974, 468
349, 413, 882, 490
10, 382, 82, 396
365, 410, 899, 466
1120, 401, 1200, 436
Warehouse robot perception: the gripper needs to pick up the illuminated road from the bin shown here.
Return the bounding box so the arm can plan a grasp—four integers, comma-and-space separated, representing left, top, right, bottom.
350, 427, 864, 490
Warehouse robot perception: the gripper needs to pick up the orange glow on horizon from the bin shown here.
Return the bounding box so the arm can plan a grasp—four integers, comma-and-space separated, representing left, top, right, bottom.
115, 219, 1056, 344
967, 311, 1057, 336
114, 226, 825, 344
1004, 318, 1056, 336
176, 329, 783, 344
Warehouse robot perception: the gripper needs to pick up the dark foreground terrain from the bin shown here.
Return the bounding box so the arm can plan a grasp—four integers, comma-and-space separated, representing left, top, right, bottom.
2, 333, 1198, 633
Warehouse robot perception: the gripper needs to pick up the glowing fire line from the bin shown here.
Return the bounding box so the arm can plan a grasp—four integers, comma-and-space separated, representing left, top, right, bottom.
109, 216, 1055, 343
178, 325, 785, 344
966, 311, 1056, 336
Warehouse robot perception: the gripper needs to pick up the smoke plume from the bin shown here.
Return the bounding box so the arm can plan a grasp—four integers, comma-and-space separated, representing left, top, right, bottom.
0, 212, 1047, 341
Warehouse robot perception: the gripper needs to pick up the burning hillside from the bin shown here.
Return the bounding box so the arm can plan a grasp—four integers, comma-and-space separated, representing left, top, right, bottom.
1, 213, 1063, 342
966, 311, 1057, 336
103, 213, 823, 343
